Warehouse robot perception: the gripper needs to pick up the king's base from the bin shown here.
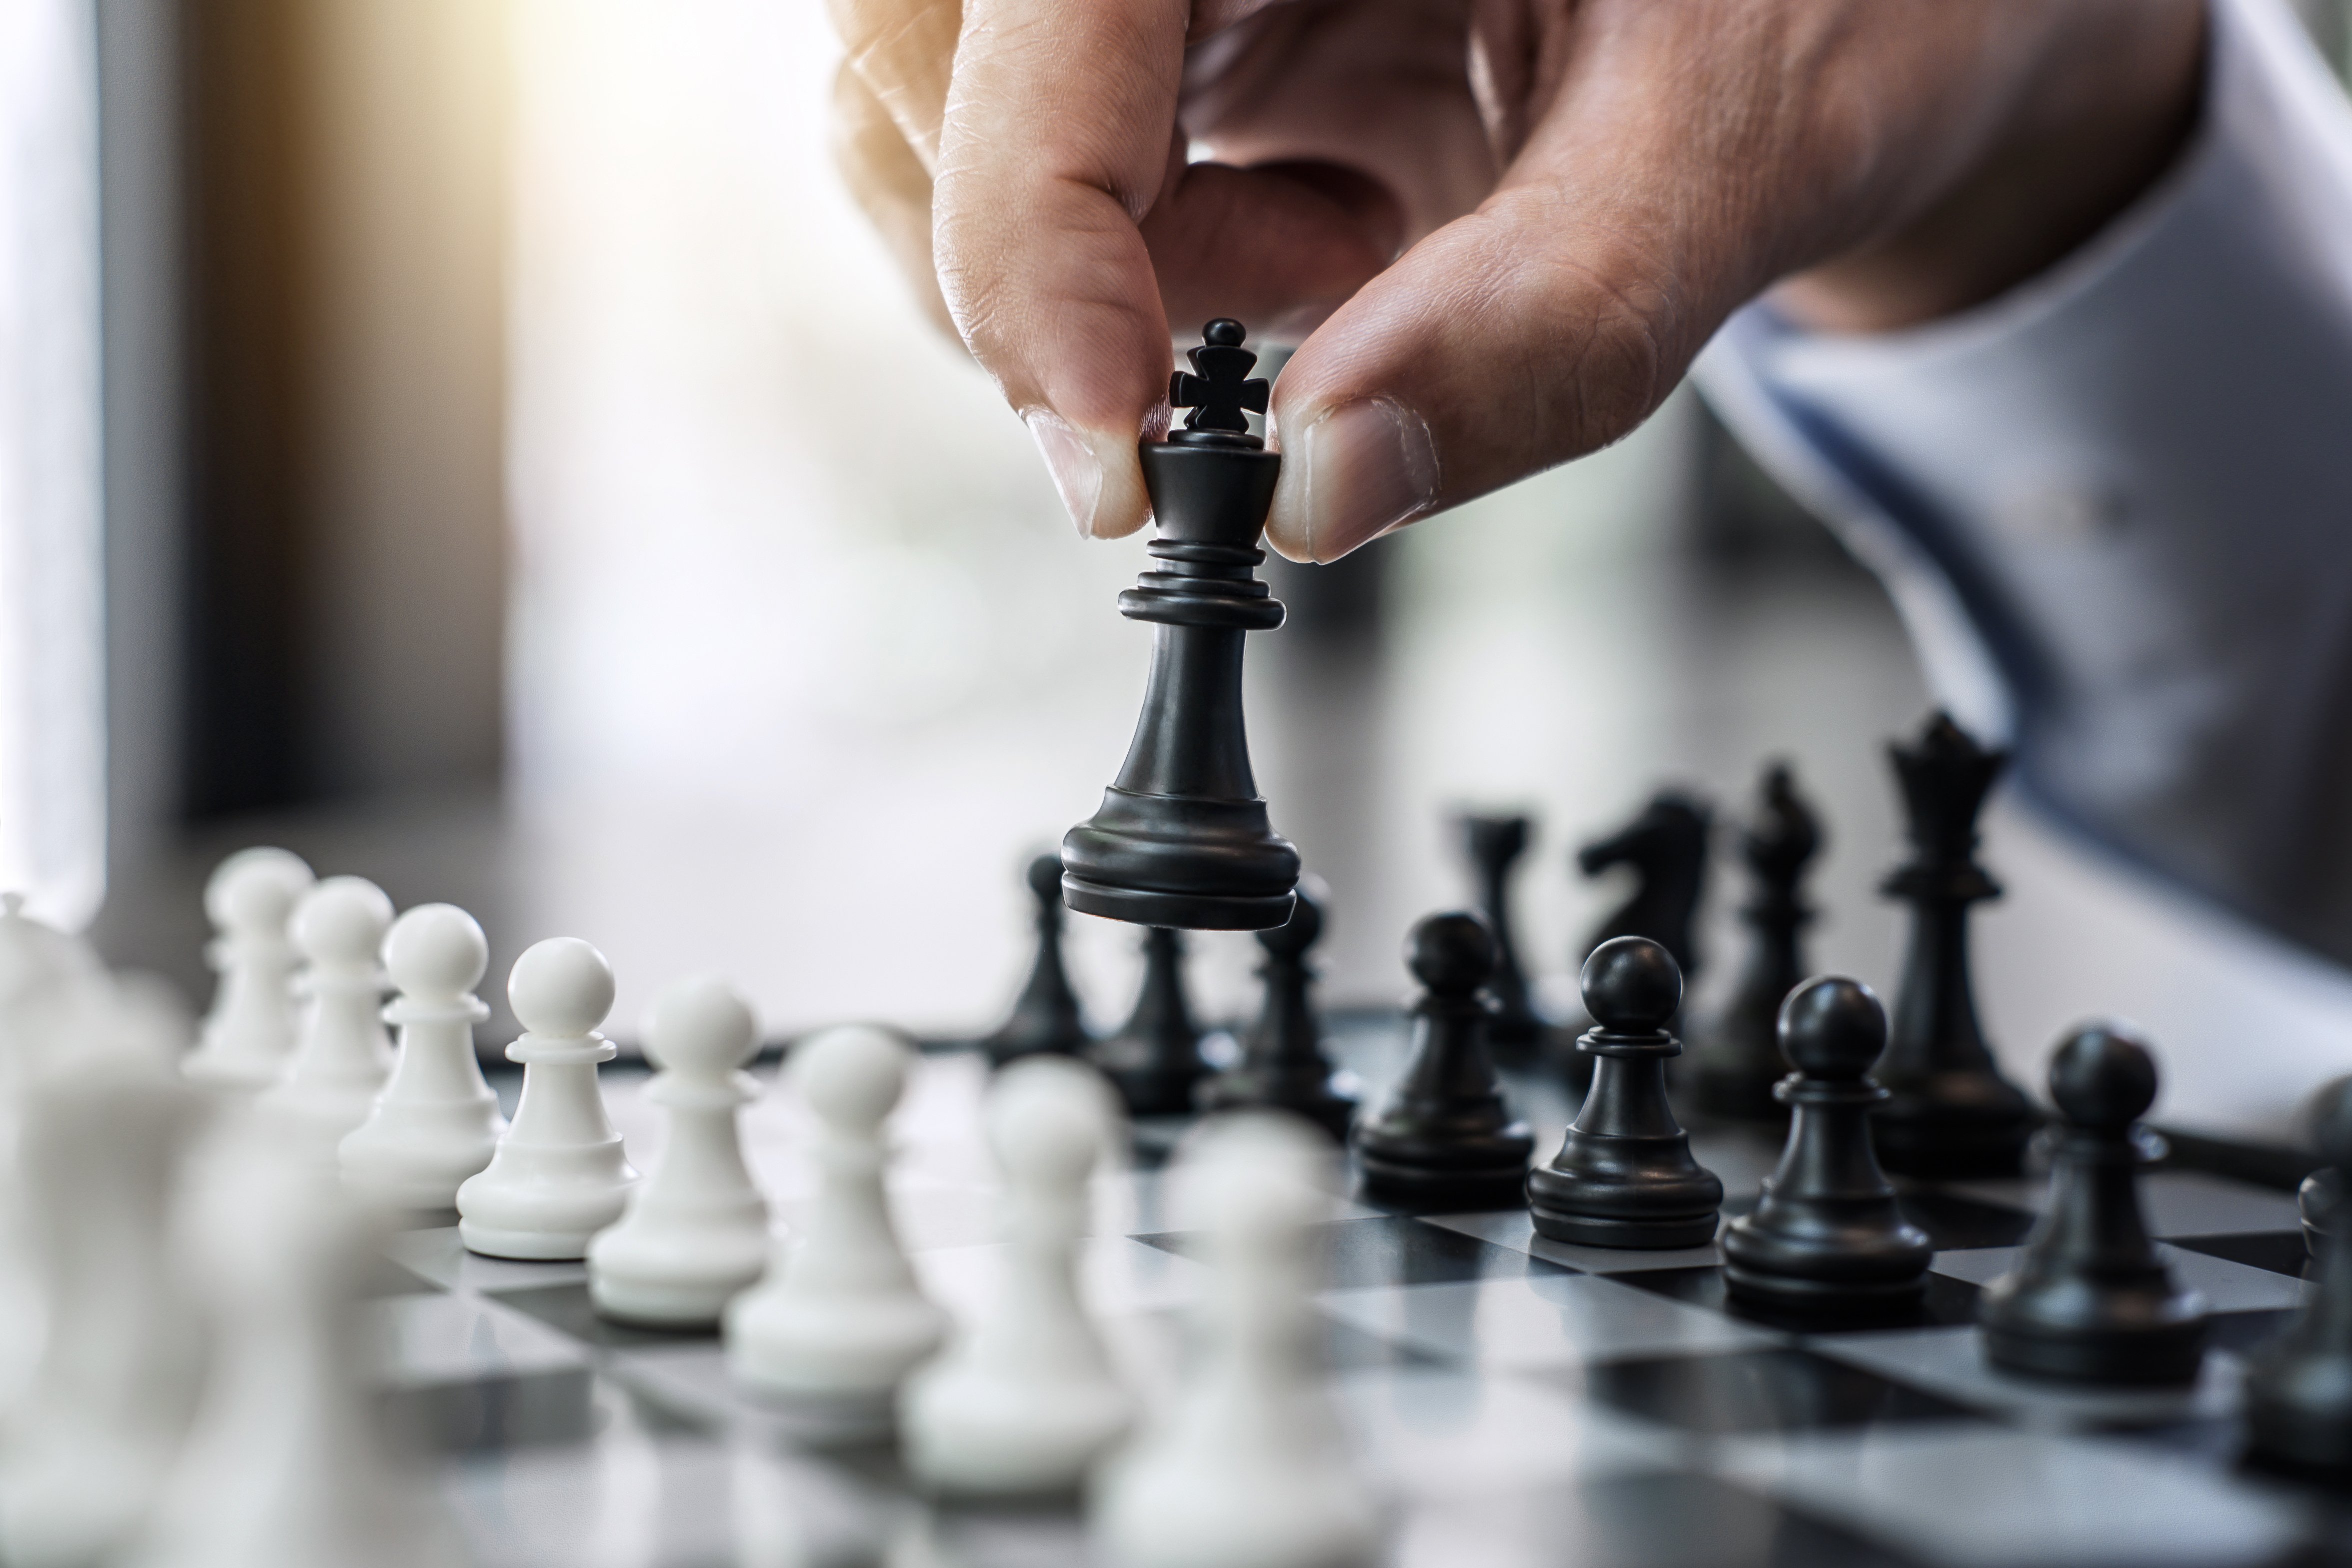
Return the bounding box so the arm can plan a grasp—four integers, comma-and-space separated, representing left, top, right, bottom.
1061, 788, 1300, 932
1061, 874, 1293, 932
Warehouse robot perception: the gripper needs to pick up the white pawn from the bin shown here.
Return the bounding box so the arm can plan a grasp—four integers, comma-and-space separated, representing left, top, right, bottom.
0, 895, 111, 1416
132, 1114, 461, 1568
339, 904, 506, 1212
0, 985, 203, 1566
456, 938, 638, 1259
725, 1024, 945, 1403
0, 891, 110, 1103
257, 876, 396, 1138
588, 976, 769, 1327
901, 1056, 1133, 1495
1091, 1114, 1373, 1568
181, 848, 314, 1089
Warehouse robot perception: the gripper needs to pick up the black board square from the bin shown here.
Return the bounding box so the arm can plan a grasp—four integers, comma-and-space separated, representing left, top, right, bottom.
379, 1365, 597, 1454
486, 1280, 720, 1351
2169, 1231, 2313, 1280
1136, 1215, 1574, 1290
1575, 1347, 1979, 1436
1398, 1471, 1926, 1568
359, 1255, 440, 1299
2207, 1307, 2303, 1357
1610, 1265, 1983, 1333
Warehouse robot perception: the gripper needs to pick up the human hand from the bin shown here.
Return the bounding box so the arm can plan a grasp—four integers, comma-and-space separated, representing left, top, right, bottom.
831, 0, 2205, 560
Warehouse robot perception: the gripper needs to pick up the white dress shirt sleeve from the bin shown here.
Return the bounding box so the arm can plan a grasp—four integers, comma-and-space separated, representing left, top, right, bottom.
1693, 0, 2352, 965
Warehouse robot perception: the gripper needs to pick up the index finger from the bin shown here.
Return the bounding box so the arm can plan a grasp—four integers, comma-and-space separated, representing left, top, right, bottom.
934, 0, 1190, 537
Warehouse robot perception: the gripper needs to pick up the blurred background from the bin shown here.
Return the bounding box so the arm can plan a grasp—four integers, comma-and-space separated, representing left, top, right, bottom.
9, 0, 2352, 1137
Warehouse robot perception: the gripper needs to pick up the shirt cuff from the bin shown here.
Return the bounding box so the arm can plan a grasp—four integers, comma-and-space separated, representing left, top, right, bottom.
1693, 0, 2352, 965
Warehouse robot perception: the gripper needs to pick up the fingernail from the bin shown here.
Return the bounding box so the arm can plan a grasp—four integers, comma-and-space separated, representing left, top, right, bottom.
1269, 397, 1439, 563
1026, 410, 1107, 537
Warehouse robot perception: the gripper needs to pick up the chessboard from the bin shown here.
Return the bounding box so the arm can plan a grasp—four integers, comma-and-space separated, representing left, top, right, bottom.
374, 1018, 2342, 1568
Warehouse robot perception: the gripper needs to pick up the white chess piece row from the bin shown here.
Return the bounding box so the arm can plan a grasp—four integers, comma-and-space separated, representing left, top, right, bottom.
172, 846, 1369, 1568
180, 849, 420, 1152
174, 847, 777, 1328
715, 1027, 1372, 1568
0, 895, 458, 1568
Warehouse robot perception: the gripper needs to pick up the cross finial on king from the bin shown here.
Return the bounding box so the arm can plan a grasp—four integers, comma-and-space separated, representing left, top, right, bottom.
1169, 318, 1270, 446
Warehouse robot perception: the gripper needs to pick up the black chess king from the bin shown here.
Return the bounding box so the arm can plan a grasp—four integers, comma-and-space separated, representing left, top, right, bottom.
1062, 321, 1301, 931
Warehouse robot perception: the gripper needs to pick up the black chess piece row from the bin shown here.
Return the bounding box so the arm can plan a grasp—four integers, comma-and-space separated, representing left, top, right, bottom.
1350, 914, 1726, 1243
1009, 851, 2352, 1469
983, 854, 1354, 1133
1467, 712, 2040, 1188
2248, 1078, 2352, 1475
1690, 713, 2039, 1182
1729, 988, 2348, 1466
1455, 791, 1713, 1070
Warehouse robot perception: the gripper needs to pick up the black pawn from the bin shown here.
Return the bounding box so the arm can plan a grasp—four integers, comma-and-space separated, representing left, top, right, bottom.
1692, 764, 1822, 1123
2245, 1078, 2352, 1475
1197, 876, 1356, 1138
1458, 814, 1545, 1056
1088, 928, 1204, 1116
1577, 791, 1710, 981
1978, 1025, 2207, 1386
1721, 978, 1931, 1311
983, 854, 1091, 1064
1353, 913, 1534, 1207
1874, 712, 2037, 1177
1527, 938, 1724, 1249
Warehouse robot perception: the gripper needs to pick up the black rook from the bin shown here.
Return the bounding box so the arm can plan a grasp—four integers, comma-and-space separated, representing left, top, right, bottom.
1062, 320, 1301, 931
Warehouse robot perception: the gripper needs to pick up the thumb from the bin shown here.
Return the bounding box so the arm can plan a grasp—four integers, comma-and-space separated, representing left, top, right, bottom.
1265, 181, 1696, 563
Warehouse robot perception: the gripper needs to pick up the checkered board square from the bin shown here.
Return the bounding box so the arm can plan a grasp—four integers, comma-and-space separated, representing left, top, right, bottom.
367, 1035, 2348, 1568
